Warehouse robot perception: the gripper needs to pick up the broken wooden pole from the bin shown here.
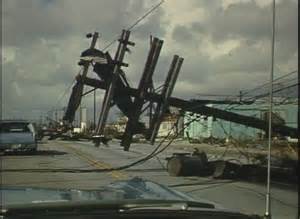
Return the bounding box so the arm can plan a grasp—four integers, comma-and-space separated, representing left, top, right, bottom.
148, 55, 184, 144
121, 37, 163, 150
79, 76, 298, 138
94, 30, 134, 146
167, 153, 212, 176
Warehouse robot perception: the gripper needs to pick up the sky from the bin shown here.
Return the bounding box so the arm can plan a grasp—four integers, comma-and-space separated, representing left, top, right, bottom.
1, 0, 298, 122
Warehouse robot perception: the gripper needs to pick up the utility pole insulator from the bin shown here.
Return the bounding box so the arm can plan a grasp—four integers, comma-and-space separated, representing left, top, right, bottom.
86, 33, 93, 38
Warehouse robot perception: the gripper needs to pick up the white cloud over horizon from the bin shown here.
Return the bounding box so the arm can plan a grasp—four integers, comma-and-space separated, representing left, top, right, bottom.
2, 0, 298, 121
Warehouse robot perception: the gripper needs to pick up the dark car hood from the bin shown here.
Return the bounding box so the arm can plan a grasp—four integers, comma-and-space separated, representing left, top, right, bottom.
1, 177, 217, 207
1, 178, 263, 218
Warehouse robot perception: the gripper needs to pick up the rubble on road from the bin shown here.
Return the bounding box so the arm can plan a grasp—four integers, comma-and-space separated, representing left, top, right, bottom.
166, 150, 298, 185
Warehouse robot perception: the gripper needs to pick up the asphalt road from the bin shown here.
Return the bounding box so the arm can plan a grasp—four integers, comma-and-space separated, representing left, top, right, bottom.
1, 139, 298, 219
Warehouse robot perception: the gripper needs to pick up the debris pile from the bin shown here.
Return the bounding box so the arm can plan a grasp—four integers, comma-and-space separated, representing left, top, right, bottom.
166, 151, 298, 184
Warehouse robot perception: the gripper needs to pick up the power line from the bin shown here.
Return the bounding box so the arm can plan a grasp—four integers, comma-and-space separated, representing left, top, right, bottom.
60, 1, 165, 120
217, 70, 298, 112
243, 82, 298, 102
248, 76, 298, 98
195, 70, 297, 104
2, 114, 198, 174
56, 80, 75, 106
274, 75, 298, 84
242, 70, 297, 96
48, 80, 75, 120
48, 68, 85, 122
102, 0, 165, 51
48, 0, 164, 118
51, 70, 81, 111
197, 94, 239, 97
222, 83, 298, 113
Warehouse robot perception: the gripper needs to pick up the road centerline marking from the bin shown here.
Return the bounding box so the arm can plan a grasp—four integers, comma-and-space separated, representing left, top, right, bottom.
60, 142, 127, 180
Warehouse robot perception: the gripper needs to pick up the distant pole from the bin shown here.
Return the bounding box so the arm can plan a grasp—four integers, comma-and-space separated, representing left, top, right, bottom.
94, 89, 96, 131
55, 110, 58, 122
239, 91, 243, 102
265, 0, 275, 218
79, 104, 82, 130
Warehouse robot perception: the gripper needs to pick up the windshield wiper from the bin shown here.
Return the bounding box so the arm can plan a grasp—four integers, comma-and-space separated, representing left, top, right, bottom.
119, 201, 262, 219
119, 200, 215, 212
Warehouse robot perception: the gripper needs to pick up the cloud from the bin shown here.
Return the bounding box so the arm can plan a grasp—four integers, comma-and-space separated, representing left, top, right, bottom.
2, 0, 297, 121
172, 25, 193, 43
191, 0, 297, 53
2, 0, 167, 46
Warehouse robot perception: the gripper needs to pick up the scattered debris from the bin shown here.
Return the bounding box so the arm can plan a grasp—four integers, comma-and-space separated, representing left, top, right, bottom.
54, 29, 296, 151
212, 160, 240, 179
166, 151, 298, 184
166, 152, 212, 177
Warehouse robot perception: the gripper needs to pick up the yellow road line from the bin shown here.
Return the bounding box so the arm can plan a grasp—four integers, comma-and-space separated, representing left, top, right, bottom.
61, 143, 127, 180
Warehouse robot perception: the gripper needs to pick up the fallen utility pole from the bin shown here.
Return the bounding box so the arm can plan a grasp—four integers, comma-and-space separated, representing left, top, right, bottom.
63, 32, 99, 124
78, 76, 298, 138
94, 30, 134, 146
148, 55, 183, 145
61, 30, 297, 151
121, 37, 163, 150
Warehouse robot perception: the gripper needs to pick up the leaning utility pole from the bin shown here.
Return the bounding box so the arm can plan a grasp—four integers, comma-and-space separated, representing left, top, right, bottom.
94, 30, 134, 146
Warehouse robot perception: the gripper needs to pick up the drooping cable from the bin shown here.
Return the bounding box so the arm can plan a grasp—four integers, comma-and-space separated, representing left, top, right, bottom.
102, 0, 164, 51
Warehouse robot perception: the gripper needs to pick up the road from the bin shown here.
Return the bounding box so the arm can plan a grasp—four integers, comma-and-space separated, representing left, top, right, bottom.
1, 139, 298, 219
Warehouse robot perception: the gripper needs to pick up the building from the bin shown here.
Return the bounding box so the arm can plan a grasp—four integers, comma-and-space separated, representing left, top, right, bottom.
157, 113, 183, 138
111, 107, 184, 139
184, 99, 298, 141
113, 116, 128, 133
80, 107, 87, 132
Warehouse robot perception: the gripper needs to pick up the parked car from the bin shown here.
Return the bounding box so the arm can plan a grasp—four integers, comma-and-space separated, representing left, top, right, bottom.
0, 120, 38, 153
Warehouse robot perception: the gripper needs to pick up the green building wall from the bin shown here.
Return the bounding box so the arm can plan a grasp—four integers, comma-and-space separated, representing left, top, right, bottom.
184, 101, 297, 140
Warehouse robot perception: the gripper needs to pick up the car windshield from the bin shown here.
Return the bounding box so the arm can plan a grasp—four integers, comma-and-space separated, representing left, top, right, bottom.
1, 0, 298, 219
0, 122, 31, 133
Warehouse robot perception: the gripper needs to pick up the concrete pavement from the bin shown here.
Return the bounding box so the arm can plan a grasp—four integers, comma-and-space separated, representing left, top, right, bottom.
0, 139, 298, 219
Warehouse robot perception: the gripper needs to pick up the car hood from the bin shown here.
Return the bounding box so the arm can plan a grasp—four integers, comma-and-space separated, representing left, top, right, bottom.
1, 178, 263, 218
1, 177, 217, 207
